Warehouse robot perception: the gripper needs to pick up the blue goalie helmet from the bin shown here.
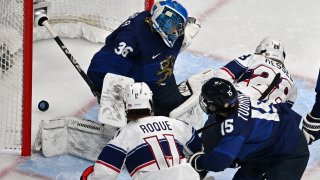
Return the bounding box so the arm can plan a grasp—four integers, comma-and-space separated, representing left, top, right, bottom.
150, 0, 188, 48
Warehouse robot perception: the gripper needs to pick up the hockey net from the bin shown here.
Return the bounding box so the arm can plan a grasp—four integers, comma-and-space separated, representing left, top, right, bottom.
0, 0, 32, 156
34, 0, 153, 43
0, 0, 152, 156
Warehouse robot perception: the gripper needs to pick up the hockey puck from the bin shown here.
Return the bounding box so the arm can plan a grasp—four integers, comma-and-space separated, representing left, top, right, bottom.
38, 100, 49, 111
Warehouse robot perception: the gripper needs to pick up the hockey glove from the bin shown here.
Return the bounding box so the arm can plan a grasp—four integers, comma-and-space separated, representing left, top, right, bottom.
189, 152, 209, 179
302, 113, 320, 145
189, 152, 205, 172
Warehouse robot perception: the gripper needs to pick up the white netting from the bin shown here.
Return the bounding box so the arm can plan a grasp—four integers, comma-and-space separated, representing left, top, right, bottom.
0, 0, 24, 152
34, 0, 146, 43
0, 0, 148, 154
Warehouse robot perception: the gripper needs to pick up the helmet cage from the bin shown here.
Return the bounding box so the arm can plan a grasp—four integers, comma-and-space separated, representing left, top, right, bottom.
151, 0, 188, 47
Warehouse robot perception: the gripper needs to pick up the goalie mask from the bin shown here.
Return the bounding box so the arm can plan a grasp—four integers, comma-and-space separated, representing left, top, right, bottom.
150, 0, 188, 48
124, 82, 153, 112
200, 78, 238, 115
255, 37, 286, 63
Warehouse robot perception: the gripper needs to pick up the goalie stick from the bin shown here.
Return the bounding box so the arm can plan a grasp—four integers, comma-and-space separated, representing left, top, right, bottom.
258, 73, 281, 101
35, 14, 101, 101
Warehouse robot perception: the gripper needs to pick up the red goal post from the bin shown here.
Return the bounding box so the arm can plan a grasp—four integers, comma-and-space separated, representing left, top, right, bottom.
0, 0, 153, 156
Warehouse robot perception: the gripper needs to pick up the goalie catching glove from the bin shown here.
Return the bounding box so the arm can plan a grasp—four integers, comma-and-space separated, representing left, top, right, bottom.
302, 113, 320, 145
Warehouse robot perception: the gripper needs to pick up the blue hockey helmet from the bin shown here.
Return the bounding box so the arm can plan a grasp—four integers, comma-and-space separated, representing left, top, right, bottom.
150, 0, 188, 48
200, 78, 238, 115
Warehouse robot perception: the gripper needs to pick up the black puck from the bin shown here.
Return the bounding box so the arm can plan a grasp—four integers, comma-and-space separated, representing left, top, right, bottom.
38, 100, 49, 111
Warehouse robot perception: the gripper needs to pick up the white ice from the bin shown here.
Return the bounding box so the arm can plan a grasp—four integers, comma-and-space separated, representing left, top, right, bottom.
1, 0, 320, 179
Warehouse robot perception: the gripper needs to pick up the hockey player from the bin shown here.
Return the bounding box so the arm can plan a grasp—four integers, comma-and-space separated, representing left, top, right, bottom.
303, 69, 320, 144
87, 0, 201, 116
190, 77, 309, 180
215, 37, 296, 107
201, 37, 297, 154
81, 82, 204, 180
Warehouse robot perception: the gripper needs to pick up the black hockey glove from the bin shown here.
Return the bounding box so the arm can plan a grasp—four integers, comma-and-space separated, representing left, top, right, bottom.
302, 113, 320, 145
189, 152, 209, 179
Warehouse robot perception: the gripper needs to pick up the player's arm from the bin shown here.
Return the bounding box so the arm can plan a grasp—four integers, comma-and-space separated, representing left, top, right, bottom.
183, 126, 203, 156
87, 28, 138, 94
285, 83, 297, 108
81, 130, 128, 180
215, 54, 252, 83
190, 133, 245, 172
180, 17, 201, 52
303, 69, 320, 144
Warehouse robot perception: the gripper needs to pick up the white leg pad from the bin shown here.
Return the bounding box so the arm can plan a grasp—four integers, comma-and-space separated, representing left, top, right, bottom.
34, 116, 118, 161
169, 69, 215, 129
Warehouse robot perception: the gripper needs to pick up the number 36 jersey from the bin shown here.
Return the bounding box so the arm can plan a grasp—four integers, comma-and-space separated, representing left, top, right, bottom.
94, 116, 202, 179
215, 54, 297, 107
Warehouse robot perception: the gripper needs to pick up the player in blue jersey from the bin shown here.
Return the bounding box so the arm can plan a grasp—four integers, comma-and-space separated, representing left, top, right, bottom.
189, 77, 309, 180
303, 69, 320, 144
201, 37, 297, 158
87, 0, 201, 116
81, 82, 203, 180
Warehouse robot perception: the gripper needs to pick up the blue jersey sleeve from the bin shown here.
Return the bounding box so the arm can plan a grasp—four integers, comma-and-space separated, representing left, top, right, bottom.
197, 115, 247, 172
198, 135, 245, 172
220, 54, 252, 80
186, 128, 203, 153
87, 22, 140, 93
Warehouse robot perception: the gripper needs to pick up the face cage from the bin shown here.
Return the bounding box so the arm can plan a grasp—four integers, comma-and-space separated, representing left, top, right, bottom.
199, 95, 216, 115
155, 7, 186, 43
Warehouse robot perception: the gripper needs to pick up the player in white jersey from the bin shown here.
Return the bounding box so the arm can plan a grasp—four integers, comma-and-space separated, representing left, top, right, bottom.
215, 37, 297, 107
81, 82, 203, 180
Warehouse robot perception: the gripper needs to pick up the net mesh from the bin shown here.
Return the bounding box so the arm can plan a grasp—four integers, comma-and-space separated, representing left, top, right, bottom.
0, 0, 24, 152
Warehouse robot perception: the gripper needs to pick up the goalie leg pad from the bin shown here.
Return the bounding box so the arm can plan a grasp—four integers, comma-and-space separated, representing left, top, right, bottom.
34, 117, 118, 161
40, 117, 68, 157
169, 69, 215, 129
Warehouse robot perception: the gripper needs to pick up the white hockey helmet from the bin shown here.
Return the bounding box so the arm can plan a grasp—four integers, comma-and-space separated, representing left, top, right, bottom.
124, 82, 153, 112
150, 0, 188, 48
255, 37, 286, 63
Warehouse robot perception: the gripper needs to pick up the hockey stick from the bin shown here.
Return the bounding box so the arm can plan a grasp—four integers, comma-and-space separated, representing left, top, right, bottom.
196, 121, 219, 134
36, 16, 101, 101
258, 73, 281, 101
